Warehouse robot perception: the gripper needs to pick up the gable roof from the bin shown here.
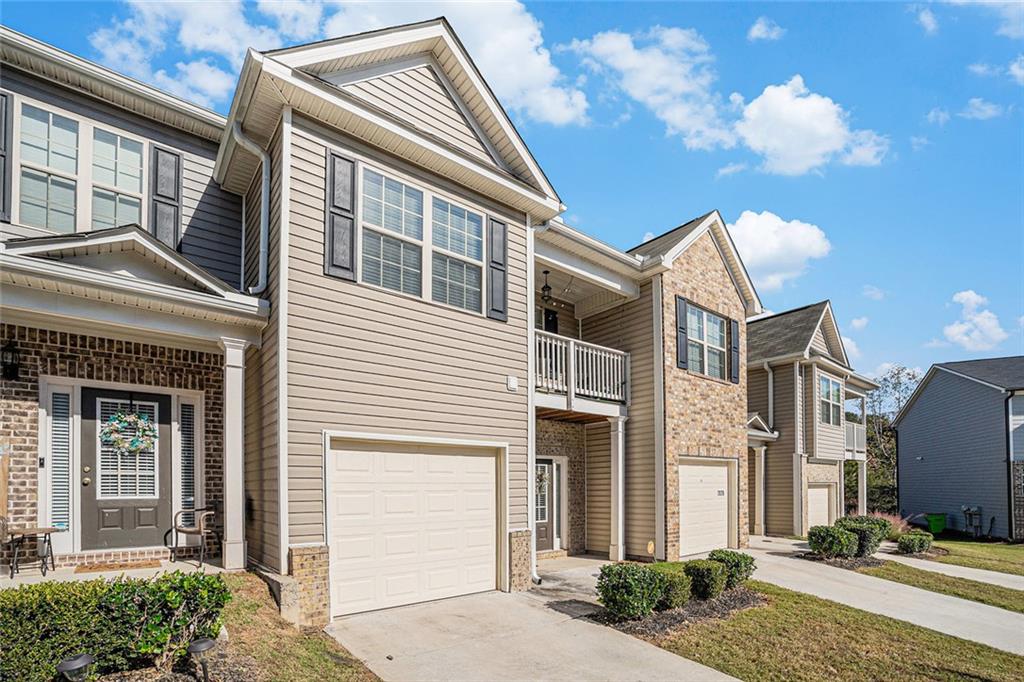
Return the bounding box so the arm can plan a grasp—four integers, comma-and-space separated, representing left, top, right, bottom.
936, 357, 1024, 391
747, 301, 829, 361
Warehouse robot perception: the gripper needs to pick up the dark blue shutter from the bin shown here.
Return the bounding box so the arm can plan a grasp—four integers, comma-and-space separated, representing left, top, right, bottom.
0, 93, 10, 223
324, 152, 356, 281
486, 218, 508, 321
150, 146, 182, 247
675, 296, 688, 369
729, 318, 740, 384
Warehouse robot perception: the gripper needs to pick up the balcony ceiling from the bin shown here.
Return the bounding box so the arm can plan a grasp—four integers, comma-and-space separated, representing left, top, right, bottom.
535, 267, 607, 306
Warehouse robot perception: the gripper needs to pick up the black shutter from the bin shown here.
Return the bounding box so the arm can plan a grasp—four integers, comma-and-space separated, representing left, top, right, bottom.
486, 218, 508, 321
729, 318, 740, 384
0, 93, 12, 223
675, 296, 688, 369
150, 146, 182, 247
324, 152, 356, 281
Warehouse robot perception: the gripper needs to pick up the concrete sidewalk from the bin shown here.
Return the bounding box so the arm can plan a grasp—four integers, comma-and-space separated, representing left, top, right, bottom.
748, 537, 1024, 655
877, 542, 1024, 591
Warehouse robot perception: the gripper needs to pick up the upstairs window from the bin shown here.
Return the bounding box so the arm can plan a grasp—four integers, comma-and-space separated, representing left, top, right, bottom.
92, 128, 143, 229
360, 169, 424, 296
19, 104, 78, 232
820, 375, 842, 426
431, 197, 483, 312
687, 306, 727, 380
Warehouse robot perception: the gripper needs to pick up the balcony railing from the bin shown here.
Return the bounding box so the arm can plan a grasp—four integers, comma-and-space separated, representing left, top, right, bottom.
535, 330, 629, 404
845, 422, 867, 452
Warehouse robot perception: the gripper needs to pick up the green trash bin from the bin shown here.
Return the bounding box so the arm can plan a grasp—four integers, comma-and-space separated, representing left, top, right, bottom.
926, 513, 946, 535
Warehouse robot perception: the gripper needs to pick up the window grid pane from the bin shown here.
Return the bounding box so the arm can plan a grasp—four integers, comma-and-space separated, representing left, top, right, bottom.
708, 348, 726, 380
361, 229, 422, 296
92, 188, 141, 229
706, 313, 726, 350
687, 307, 704, 342
432, 197, 484, 261
431, 252, 482, 312
687, 340, 704, 374
20, 168, 76, 232
362, 169, 423, 240
20, 104, 78, 174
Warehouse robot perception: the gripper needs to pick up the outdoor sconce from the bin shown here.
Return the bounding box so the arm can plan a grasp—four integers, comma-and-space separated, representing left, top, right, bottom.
187, 637, 216, 682
1, 342, 20, 380
56, 653, 95, 681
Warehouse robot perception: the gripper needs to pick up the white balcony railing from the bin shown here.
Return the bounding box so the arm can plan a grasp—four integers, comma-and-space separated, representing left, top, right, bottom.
535, 330, 629, 405
845, 422, 867, 452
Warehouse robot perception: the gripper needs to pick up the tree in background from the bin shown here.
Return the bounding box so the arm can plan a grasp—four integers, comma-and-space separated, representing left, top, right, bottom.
864, 364, 922, 513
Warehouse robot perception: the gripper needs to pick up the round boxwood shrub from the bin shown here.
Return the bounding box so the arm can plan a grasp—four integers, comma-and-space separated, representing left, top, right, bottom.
707, 549, 756, 588
596, 562, 666, 620
897, 530, 933, 554
808, 525, 858, 558
682, 559, 727, 600
649, 562, 692, 610
835, 516, 890, 557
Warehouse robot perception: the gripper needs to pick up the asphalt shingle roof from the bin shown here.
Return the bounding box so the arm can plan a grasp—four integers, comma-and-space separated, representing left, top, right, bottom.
627, 211, 714, 261
936, 356, 1024, 390
747, 301, 829, 362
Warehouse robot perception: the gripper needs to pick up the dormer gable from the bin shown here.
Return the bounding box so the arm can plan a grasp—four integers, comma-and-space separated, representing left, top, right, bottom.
806, 301, 849, 366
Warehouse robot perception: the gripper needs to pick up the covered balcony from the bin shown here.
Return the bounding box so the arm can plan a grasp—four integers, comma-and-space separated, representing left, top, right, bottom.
535, 330, 629, 417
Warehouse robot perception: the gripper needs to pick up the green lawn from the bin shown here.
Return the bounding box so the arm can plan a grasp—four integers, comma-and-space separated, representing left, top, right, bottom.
221, 573, 376, 682
858, 561, 1024, 613
929, 539, 1024, 576
654, 581, 1023, 682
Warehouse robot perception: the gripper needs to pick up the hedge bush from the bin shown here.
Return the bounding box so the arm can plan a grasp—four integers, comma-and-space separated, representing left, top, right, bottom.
707, 549, 756, 588
835, 515, 891, 557
649, 562, 692, 610
596, 563, 666, 620
897, 530, 934, 555
682, 560, 727, 600
0, 571, 230, 682
808, 525, 858, 558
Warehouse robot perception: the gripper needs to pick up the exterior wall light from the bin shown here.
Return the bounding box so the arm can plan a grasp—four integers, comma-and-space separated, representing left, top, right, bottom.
1, 341, 20, 380
56, 653, 95, 681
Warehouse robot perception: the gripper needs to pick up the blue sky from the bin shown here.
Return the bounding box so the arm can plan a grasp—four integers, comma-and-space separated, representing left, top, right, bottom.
5, 1, 1021, 376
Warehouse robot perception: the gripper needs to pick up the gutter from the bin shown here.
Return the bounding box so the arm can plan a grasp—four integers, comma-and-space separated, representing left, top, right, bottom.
231, 121, 270, 295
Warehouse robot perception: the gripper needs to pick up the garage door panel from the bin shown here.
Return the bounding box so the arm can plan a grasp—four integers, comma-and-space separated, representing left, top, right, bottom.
808, 486, 831, 528
679, 461, 731, 557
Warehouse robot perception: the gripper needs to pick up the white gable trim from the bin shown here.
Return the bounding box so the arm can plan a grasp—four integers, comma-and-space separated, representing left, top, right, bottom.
804, 302, 849, 367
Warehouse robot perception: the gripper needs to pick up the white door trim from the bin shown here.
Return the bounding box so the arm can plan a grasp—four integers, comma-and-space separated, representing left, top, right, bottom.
537, 454, 569, 551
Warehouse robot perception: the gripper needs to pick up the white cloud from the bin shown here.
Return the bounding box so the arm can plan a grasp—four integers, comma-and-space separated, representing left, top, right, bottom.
917, 7, 939, 34
567, 27, 735, 150
734, 75, 889, 175
747, 17, 786, 42
256, 0, 324, 40
1009, 55, 1024, 85
948, 0, 1024, 39
641, 231, 656, 243
842, 336, 862, 360
910, 135, 931, 151
958, 97, 1005, 119
727, 210, 831, 291
862, 284, 885, 300
850, 317, 869, 330
926, 107, 951, 125
968, 62, 999, 76
716, 162, 747, 178
924, 338, 951, 348
942, 289, 1009, 350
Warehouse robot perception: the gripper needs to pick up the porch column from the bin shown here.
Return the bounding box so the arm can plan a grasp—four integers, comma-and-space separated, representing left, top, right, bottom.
755, 446, 766, 535
608, 416, 626, 562
220, 337, 248, 569
857, 459, 868, 516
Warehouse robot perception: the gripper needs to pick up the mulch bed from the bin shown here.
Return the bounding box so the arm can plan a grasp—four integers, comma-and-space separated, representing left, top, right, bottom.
593, 587, 767, 638
98, 648, 264, 682
799, 553, 885, 570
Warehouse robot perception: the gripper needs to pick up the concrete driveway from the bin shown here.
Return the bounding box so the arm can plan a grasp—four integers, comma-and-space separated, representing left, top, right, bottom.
326, 556, 734, 682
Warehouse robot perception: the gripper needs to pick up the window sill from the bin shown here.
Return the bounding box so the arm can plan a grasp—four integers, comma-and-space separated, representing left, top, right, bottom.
683, 368, 735, 387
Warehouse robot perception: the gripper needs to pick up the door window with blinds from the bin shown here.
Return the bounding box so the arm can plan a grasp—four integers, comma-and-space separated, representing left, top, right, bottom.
96, 398, 159, 499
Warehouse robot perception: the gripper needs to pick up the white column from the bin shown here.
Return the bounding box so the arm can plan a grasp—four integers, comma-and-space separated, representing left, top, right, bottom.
220, 337, 248, 569
755, 446, 766, 535
857, 459, 868, 516
608, 416, 627, 561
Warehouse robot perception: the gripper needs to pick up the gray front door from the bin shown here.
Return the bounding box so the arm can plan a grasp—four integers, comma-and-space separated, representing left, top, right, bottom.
536, 460, 554, 551
81, 388, 172, 550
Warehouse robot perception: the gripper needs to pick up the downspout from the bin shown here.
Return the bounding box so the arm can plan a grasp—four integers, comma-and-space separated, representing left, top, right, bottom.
231, 121, 270, 295
763, 361, 774, 429
527, 213, 542, 585
239, 195, 247, 290
1005, 393, 1015, 541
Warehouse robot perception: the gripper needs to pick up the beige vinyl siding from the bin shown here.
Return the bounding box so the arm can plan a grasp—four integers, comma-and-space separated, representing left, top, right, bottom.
747, 367, 769, 421
284, 122, 530, 545
747, 448, 757, 533
815, 367, 846, 459
581, 281, 656, 558
342, 65, 494, 167
242, 125, 283, 571
764, 362, 795, 535
585, 422, 611, 553
804, 365, 815, 455
535, 295, 578, 338
810, 326, 829, 355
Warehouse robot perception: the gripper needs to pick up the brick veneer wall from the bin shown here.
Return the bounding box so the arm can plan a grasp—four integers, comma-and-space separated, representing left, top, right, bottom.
288, 544, 330, 626
509, 529, 531, 591
536, 418, 586, 554
660, 232, 749, 558
0, 324, 224, 565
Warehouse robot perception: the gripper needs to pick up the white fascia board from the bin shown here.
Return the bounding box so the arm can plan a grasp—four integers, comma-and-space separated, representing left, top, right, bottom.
534, 240, 639, 300
543, 220, 644, 273
214, 50, 265, 185
806, 302, 849, 367
747, 428, 779, 441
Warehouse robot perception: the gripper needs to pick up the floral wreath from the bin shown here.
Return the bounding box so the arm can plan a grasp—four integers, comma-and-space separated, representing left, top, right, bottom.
100, 411, 157, 454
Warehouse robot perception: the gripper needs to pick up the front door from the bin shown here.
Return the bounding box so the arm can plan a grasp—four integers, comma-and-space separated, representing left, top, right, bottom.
535, 460, 554, 551
81, 388, 172, 550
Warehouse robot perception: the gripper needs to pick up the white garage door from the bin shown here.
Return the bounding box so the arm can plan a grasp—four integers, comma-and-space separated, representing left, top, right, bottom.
328, 441, 497, 617
679, 461, 731, 556
807, 485, 832, 529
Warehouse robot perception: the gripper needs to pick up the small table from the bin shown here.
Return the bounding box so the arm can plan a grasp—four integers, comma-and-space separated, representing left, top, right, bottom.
5, 526, 63, 578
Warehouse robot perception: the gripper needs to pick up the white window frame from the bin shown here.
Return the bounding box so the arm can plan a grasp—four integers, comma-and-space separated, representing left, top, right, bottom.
6, 88, 150, 234
687, 305, 728, 380
819, 373, 843, 427
90, 126, 145, 230
352, 159, 491, 317
17, 102, 80, 233
430, 195, 485, 313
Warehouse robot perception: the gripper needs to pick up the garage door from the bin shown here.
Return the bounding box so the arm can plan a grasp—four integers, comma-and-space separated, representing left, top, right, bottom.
679, 461, 731, 556
328, 441, 497, 617
807, 485, 831, 529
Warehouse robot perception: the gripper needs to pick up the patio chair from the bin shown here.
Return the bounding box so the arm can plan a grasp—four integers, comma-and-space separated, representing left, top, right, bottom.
169, 507, 220, 567
2, 515, 59, 578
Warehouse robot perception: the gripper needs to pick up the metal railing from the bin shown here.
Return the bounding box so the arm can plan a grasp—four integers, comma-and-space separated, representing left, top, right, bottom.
535, 330, 629, 404
845, 422, 867, 452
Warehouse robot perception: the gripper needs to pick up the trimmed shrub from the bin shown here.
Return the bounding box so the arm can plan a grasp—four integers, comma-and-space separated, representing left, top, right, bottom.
808, 525, 858, 558
596, 563, 666, 620
649, 562, 692, 610
897, 530, 934, 554
836, 515, 891, 557
682, 560, 727, 600
707, 549, 757, 589
0, 571, 230, 682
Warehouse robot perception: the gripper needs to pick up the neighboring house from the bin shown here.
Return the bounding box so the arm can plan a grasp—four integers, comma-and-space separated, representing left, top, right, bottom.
0, 19, 762, 626
894, 356, 1024, 540
746, 302, 878, 537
